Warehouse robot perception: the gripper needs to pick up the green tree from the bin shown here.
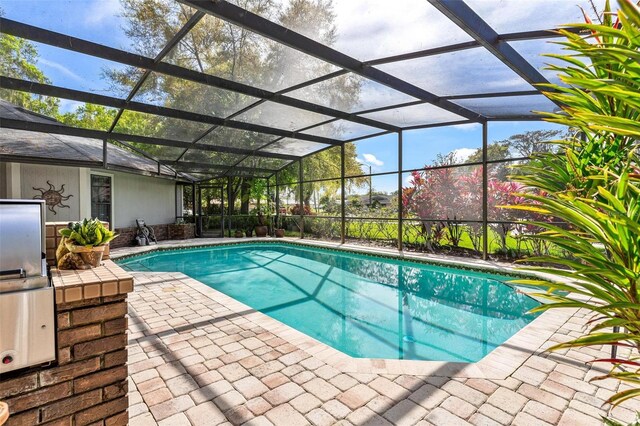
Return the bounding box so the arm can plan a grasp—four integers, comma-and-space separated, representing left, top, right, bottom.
58, 104, 117, 130
107, 0, 363, 211
465, 141, 510, 180
0, 31, 59, 116
500, 129, 564, 158
277, 145, 366, 209
466, 141, 510, 163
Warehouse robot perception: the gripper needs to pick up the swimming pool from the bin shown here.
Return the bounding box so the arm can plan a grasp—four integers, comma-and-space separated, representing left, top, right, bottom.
118, 242, 539, 362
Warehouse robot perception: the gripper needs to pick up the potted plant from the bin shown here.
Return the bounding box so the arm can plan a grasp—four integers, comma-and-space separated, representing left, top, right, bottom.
274, 215, 285, 238
234, 229, 244, 238
59, 218, 117, 268
255, 212, 269, 237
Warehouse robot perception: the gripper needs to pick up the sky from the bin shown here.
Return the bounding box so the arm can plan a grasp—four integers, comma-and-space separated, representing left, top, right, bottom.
2, 0, 580, 191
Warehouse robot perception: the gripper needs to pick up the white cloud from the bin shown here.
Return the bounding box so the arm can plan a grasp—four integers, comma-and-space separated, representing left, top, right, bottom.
38, 58, 85, 83
58, 99, 83, 114
332, 0, 472, 61
361, 102, 464, 127
457, 123, 482, 132
360, 153, 384, 167
463, 0, 592, 34
451, 148, 476, 163
83, 0, 122, 26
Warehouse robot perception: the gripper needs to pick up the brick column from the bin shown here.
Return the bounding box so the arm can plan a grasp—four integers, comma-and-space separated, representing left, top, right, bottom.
0, 261, 133, 426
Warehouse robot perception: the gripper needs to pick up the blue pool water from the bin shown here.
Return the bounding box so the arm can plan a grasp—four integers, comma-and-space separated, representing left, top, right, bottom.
118, 243, 539, 362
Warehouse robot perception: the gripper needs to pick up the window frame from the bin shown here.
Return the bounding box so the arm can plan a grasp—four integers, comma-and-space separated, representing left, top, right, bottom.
90, 171, 114, 228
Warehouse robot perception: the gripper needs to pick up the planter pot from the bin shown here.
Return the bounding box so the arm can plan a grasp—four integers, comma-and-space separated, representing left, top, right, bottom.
255, 225, 268, 238
234, 231, 244, 238
245, 229, 253, 237
275, 228, 285, 238
65, 243, 106, 268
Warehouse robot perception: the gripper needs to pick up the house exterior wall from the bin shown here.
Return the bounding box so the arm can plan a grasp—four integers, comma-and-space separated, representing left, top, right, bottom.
108, 170, 175, 229
1, 162, 176, 231
21, 163, 81, 222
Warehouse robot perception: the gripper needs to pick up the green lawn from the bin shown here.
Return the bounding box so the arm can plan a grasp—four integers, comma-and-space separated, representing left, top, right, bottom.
283, 217, 553, 257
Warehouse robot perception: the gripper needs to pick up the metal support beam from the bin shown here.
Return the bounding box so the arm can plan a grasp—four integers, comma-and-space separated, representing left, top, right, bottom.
0, 77, 342, 146
221, 182, 226, 237
444, 90, 541, 100
219, 118, 336, 180
102, 139, 108, 168
365, 27, 580, 67
340, 143, 346, 244
195, 183, 202, 237
266, 178, 271, 235
401, 120, 473, 132
0, 17, 565, 133
299, 160, 304, 239
482, 122, 489, 260
191, 181, 197, 232
275, 173, 280, 235
177, 0, 483, 122
427, 0, 552, 90
168, 161, 276, 174
175, 183, 179, 221
0, 118, 299, 160
397, 131, 403, 251
0, 18, 396, 133
107, 11, 205, 134
111, 139, 180, 177
227, 176, 233, 236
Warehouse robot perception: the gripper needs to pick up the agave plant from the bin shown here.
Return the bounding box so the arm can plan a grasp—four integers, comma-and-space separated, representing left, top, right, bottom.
506, 0, 640, 410
59, 218, 118, 247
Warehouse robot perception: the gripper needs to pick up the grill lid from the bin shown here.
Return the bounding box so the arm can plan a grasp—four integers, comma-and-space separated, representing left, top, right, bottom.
0, 200, 49, 292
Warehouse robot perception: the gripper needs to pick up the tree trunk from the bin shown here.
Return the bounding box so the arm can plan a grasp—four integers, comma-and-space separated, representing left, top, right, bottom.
228, 178, 241, 216
303, 184, 312, 207
240, 178, 252, 214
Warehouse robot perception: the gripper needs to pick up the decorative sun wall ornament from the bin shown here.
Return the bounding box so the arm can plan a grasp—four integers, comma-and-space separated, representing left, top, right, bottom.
33, 181, 73, 214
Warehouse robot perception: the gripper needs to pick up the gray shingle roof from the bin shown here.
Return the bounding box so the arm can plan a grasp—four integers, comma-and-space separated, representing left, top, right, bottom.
0, 99, 193, 180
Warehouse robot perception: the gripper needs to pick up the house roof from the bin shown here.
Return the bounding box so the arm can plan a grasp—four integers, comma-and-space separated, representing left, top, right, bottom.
0, 99, 192, 180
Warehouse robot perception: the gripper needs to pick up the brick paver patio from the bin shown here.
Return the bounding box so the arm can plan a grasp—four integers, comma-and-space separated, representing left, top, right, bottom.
118, 242, 639, 426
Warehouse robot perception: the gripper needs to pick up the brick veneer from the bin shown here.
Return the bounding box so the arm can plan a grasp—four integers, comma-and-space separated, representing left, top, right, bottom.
44, 221, 195, 257
168, 223, 195, 240
109, 223, 194, 249
0, 264, 133, 426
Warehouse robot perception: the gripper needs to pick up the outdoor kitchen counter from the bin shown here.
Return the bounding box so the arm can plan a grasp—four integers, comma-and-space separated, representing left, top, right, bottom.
51, 260, 134, 304
0, 260, 134, 425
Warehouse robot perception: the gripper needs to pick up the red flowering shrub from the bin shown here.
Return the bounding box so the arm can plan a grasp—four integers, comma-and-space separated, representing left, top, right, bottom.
402, 164, 550, 254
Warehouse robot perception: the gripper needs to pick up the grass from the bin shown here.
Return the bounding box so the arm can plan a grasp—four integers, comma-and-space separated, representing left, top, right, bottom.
287, 217, 551, 257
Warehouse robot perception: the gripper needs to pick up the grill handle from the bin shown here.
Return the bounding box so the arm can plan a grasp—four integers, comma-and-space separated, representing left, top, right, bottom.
0, 268, 26, 279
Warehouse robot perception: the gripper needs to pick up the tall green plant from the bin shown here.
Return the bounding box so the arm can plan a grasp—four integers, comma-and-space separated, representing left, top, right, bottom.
508, 0, 640, 410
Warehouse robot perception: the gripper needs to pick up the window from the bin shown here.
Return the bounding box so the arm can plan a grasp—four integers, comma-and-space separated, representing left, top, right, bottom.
91, 174, 112, 225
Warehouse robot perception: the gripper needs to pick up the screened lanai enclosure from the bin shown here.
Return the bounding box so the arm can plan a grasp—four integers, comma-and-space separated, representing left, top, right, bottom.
1, 0, 590, 258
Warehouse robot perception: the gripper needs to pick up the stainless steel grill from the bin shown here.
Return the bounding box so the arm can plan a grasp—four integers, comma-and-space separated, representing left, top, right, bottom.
0, 199, 56, 374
